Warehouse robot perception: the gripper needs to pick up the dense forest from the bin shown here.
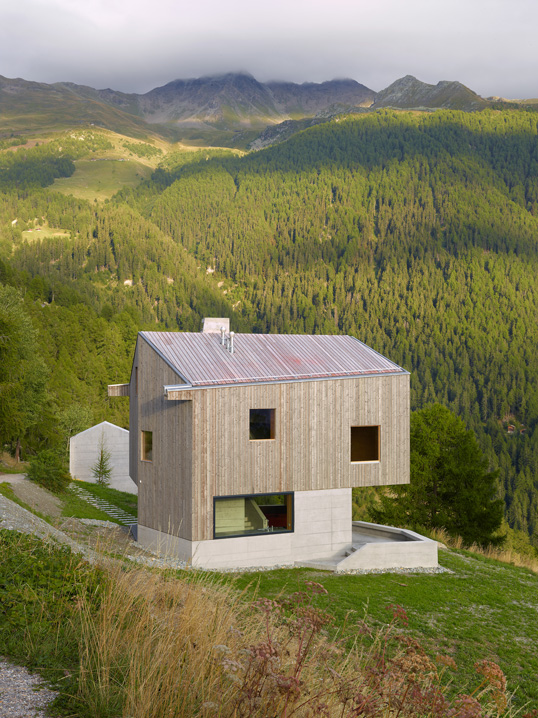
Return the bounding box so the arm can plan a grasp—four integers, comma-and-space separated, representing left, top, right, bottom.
0, 110, 537, 544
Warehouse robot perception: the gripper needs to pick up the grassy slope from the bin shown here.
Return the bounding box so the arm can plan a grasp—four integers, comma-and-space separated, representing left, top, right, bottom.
53, 158, 154, 201
0, 78, 167, 139
228, 551, 538, 707
0, 480, 137, 524
46, 128, 212, 200
0, 525, 536, 713
73, 482, 137, 517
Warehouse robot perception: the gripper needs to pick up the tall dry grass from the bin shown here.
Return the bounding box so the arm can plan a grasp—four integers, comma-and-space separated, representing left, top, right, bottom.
77, 565, 513, 718
430, 528, 538, 574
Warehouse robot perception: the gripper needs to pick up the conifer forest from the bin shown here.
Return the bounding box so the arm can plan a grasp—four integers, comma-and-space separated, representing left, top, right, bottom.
1, 108, 537, 544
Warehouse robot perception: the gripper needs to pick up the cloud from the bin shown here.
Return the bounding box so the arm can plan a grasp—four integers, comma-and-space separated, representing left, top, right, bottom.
0, 0, 537, 97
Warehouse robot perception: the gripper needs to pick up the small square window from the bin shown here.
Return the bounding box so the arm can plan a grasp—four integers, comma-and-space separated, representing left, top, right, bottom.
250, 409, 275, 440
141, 430, 153, 461
351, 426, 379, 462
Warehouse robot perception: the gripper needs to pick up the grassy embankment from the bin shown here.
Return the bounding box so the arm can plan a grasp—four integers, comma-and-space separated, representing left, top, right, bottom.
0, 479, 137, 525
1, 526, 532, 718
1, 477, 536, 714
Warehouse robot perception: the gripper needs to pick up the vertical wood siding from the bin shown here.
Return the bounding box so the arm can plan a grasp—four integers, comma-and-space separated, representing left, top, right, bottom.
136, 341, 409, 543
134, 338, 193, 539
189, 374, 409, 541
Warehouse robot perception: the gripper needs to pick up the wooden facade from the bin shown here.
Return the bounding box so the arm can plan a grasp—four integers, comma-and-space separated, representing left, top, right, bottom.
128, 335, 409, 543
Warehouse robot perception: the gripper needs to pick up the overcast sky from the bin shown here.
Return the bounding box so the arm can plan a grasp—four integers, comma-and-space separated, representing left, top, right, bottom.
1, 0, 536, 98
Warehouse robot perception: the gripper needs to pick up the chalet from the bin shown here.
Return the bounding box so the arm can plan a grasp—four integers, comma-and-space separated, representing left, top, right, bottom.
108, 319, 411, 569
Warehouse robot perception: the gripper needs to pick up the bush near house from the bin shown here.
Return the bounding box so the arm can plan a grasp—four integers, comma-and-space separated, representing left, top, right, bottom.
26, 449, 71, 493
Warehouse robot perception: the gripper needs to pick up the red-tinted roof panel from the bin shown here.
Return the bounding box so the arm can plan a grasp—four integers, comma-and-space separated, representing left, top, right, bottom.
141, 331, 407, 388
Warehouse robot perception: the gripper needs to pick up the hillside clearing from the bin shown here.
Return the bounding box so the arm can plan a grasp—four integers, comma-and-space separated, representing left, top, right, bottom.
53, 157, 154, 200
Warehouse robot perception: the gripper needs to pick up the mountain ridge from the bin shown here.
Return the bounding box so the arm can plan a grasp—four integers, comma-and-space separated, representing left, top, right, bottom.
372, 74, 488, 110
0, 71, 499, 140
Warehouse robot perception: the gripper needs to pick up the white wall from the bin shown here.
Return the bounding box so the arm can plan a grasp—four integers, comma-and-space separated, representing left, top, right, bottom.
69, 421, 136, 494
137, 488, 351, 568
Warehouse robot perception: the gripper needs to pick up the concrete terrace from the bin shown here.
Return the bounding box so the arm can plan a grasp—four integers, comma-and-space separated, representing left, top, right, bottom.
296, 521, 438, 572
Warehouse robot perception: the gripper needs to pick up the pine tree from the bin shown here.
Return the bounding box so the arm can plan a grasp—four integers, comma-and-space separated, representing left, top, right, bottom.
372, 404, 504, 547
91, 435, 112, 486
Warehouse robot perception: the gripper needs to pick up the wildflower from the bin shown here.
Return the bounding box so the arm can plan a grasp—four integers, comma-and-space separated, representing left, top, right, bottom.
386, 603, 409, 626
474, 659, 506, 692
304, 580, 329, 595
212, 644, 230, 655
253, 597, 280, 614
448, 694, 483, 718
275, 674, 301, 698
298, 606, 333, 630
250, 640, 279, 660
436, 654, 458, 671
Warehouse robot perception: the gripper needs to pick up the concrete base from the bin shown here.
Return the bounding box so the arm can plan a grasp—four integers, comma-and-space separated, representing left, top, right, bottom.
297, 522, 438, 572
336, 521, 438, 571
137, 488, 352, 569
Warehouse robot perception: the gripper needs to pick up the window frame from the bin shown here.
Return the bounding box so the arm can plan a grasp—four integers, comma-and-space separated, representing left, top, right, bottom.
249, 408, 276, 441
213, 491, 294, 540
141, 430, 153, 462
350, 425, 380, 463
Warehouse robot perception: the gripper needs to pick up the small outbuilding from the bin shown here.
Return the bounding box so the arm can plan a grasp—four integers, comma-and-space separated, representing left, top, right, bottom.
69, 421, 136, 494
108, 320, 430, 570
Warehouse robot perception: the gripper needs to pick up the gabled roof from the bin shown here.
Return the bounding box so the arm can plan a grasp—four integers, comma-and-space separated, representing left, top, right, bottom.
140, 331, 407, 389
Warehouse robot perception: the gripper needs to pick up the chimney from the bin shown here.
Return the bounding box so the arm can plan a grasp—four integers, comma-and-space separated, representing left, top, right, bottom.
229, 331, 235, 354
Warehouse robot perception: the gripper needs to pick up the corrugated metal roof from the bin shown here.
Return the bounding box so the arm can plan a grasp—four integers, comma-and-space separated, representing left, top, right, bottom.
141, 331, 407, 388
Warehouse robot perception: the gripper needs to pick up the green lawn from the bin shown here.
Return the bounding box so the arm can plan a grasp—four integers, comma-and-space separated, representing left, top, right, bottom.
227, 550, 538, 708
0, 479, 137, 525
72, 482, 137, 516
61, 483, 137, 524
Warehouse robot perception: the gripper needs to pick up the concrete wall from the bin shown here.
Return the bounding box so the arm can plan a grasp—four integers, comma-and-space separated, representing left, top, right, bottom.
137, 488, 352, 569
69, 421, 136, 494
335, 521, 438, 571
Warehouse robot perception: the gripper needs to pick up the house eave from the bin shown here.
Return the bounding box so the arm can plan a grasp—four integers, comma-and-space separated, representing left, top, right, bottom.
163, 369, 410, 397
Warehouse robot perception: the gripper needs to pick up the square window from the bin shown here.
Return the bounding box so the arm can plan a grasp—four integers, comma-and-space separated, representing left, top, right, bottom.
249, 409, 275, 440
141, 430, 153, 461
350, 426, 380, 462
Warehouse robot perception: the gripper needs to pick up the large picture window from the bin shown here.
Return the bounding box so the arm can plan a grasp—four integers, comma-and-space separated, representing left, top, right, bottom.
350, 426, 380, 462
249, 409, 275, 440
214, 493, 293, 538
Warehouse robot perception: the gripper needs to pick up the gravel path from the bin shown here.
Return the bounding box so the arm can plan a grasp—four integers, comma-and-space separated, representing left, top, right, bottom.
8, 481, 63, 518
0, 659, 58, 718
0, 491, 117, 716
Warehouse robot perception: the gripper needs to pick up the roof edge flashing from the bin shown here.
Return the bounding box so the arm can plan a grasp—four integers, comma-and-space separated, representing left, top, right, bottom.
163, 370, 409, 393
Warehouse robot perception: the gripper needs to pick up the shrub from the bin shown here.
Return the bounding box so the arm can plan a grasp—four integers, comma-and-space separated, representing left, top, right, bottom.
27, 449, 71, 493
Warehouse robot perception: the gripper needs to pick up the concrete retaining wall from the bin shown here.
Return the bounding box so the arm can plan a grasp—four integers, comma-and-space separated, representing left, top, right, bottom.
335, 521, 438, 571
